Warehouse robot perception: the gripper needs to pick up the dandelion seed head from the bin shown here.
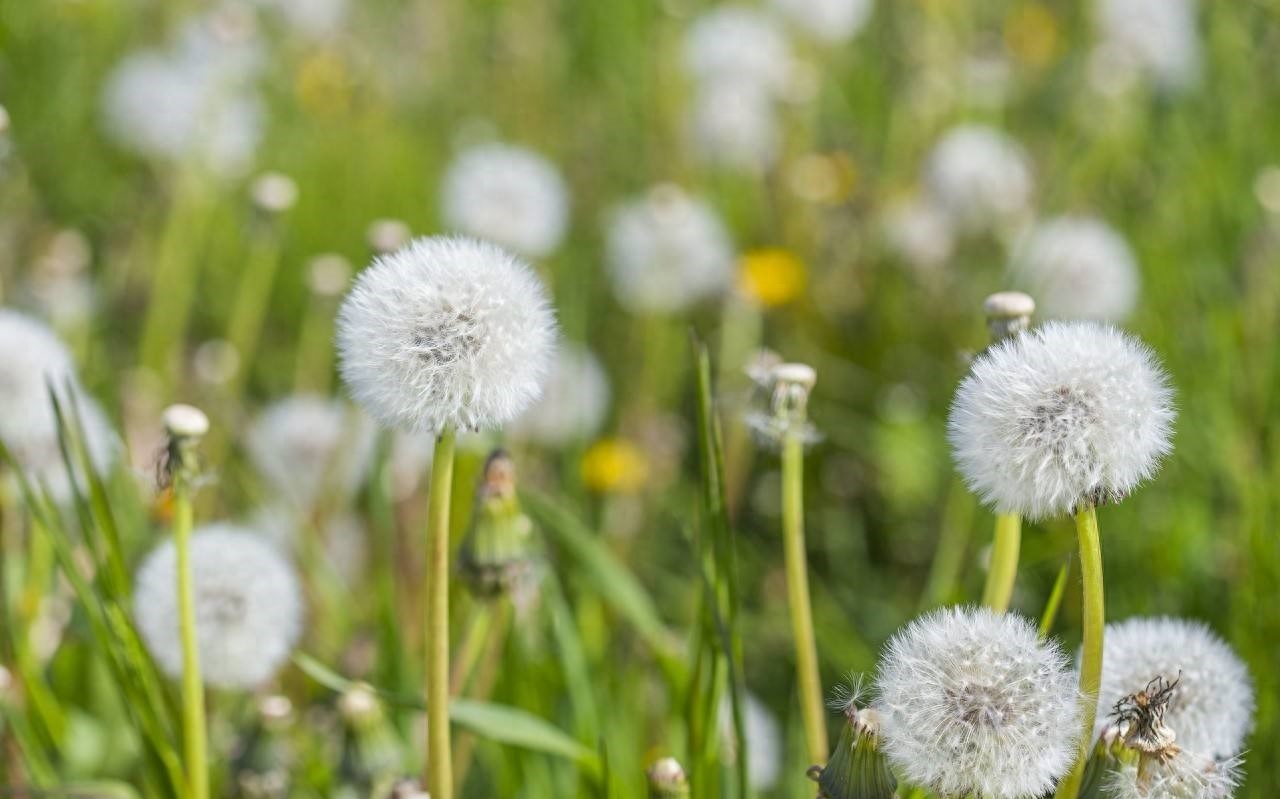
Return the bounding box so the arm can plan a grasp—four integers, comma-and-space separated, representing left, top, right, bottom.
1010, 216, 1140, 322
925, 125, 1033, 233
690, 79, 780, 173
605, 185, 735, 314
874, 606, 1081, 799
882, 197, 956, 275
1093, 0, 1200, 94
134, 524, 303, 689
947, 321, 1175, 519
1106, 751, 1242, 799
771, 0, 873, 44
441, 143, 570, 259
1099, 617, 1254, 759
336, 236, 558, 433
683, 6, 794, 97
245, 395, 375, 510
6, 395, 119, 506
509, 343, 610, 446
0, 311, 77, 439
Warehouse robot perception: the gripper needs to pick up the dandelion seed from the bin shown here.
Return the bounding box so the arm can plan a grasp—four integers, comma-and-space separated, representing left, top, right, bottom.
1098, 617, 1254, 760
1010, 216, 1140, 322
683, 6, 794, 98
874, 606, 1081, 799
947, 321, 1175, 520
509, 343, 610, 446
770, 0, 873, 44
440, 143, 570, 259
245, 395, 375, 511
336, 236, 557, 433
1092, 0, 1200, 94
605, 185, 735, 314
924, 125, 1034, 234
134, 524, 303, 689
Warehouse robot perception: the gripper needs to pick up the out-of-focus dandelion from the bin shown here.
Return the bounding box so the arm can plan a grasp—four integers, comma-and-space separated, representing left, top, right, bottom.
1010, 216, 1140, 322
366, 218, 412, 255
924, 125, 1034, 234
682, 6, 794, 98
1092, 0, 1201, 94
253, 0, 348, 39
253, 504, 368, 586
440, 143, 570, 259
509, 343, 610, 446
771, 0, 873, 44
580, 438, 649, 493
718, 692, 782, 791
881, 197, 955, 276
134, 523, 304, 689
874, 606, 1081, 799
738, 248, 806, 308
0, 310, 78, 430
605, 185, 735, 314
23, 230, 95, 328
251, 171, 300, 214
646, 757, 690, 799
245, 395, 375, 511
689, 79, 780, 172
1106, 751, 1242, 799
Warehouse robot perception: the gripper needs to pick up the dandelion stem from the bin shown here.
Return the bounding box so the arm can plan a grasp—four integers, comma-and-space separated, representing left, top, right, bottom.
424, 426, 457, 799
980, 512, 1021, 612
782, 431, 828, 765
172, 482, 208, 799
1054, 503, 1104, 799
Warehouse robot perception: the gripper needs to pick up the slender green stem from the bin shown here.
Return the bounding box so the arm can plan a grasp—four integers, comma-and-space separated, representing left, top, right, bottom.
920, 478, 976, 610
225, 229, 284, 397
139, 171, 208, 381
424, 427, 457, 799
781, 433, 828, 765
1038, 556, 1073, 639
173, 484, 208, 799
980, 512, 1022, 612
1054, 504, 1104, 799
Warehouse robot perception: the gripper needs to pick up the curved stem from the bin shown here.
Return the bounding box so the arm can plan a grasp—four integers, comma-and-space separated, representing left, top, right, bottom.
424, 427, 457, 799
173, 485, 208, 799
1054, 504, 1104, 799
782, 433, 828, 765
980, 513, 1022, 612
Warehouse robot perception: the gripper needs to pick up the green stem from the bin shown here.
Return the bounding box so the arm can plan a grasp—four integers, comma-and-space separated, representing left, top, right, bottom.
139, 171, 208, 381
1054, 504, 1104, 799
1038, 556, 1073, 639
781, 433, 828, 765
225, 229, 284, 397
980, 512, 1021, 612
173, 484, 208, 799
920, 478, 975, 609
424, 427, 457, 799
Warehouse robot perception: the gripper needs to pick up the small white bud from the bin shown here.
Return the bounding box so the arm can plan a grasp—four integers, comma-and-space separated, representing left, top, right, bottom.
366, 219, 412, 255
250, 171, 299, 213
162, 403, 210, 439
306, 254, 352, 297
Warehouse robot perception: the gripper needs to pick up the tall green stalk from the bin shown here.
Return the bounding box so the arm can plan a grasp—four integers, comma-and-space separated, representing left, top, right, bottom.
172, 479, 208, 799
980, 512, 1022, 612
424, 427, 457, 799
1054, 504, 1104, 799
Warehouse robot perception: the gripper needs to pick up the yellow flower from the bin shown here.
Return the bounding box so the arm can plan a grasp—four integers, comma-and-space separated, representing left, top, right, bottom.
739, 248, 807, 308
1004, 4, 1060, 69
581, 438, 649, 493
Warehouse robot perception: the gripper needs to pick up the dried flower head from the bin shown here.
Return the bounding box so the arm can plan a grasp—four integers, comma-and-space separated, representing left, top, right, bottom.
925, 125, 1033, 234
1106, 751, 1242, 799
509, 343, 610, 445
874, 606, 1081, 799
1010, 216, 1140, 322
683, 6, 794, 97
605, 185, 735, 314
947, 321, 1175, 519
1098, 617, 1254, 759
440, 143, 570, 259
770, 0, 873, 44
1111, 674, 1182, 760
245, 395, 374, 511
336, 236, 558, 433
134, 524, 303, 689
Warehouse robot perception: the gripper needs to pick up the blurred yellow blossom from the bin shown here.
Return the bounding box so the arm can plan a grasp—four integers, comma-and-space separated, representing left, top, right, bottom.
739, 248, 807, 308
296, 50, 352, 117
581, 438, 649, 493
1005, 4, 1061, 69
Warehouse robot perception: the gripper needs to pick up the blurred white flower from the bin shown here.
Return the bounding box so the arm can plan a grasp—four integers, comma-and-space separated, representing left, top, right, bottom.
175, 4, 264, 82
253, 504, 368, 585
337, 236, 558, 432
719, 692, 782, 791
245, 395, 375, 511
881, 197, 955, 275
771, 0, 873, 44
366, 218, 412, 255
440, 143, 570, 259
924, 125, 1034, 234
250, 171, 299, 213
1010, 216, 1140, 322
1093, 0, 1201, 94
874, 606, 1081, 799
683, 6, 794, 98
1098, 617, 1254, 760
605, 185, 735, 314
6, 395, 119, 506
1106, 751, 1242, 799
0, 311, 78, 434
254, 0, 347, 39
134, 524, 303, 689
690, 79, 780, 172
947, 321, 1174, 520
509, 343, 610, 446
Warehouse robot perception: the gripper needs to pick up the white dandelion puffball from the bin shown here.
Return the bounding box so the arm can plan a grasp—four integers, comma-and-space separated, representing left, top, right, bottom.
771, 0, 873, 44
1106, 752, 1242, 799
882, 197, 956, 275
509, 344, 610, 445
336, 236, 558, 433
683, 6, 794, 97
440, 143, 570, 259
605, 185, 735, 314
925, 125, 1034, 234
0, 310, 78, 439
7, 396, 120, 506
1094, 0, 1201, 93
1010, 216, 1140, 322
874, 606, 1081, 799
947, 321, 1175, 520
134, 524, 303, 689
690, 79, 780, 172
245, 395, 375, 511
254, 0, 348, 39
1097, 617, 1254, 759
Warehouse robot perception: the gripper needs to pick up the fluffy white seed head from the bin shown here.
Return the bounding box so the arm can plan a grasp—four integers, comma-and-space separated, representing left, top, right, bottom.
245, 395, 375, 510
881, 197, 956, 275
770, 0, 873, 43
336, 236, 558, 433
690, 79, 780, 173
947, 321, 1175, 520
1093, 0, 1201, 93
0, 311, 77, 440
925, 125, 1034, 234
508, 343, 610, 446
134, 524, 303, 689
874, 606, 1081, 799
605, 185, 735, 314
683, 6, 794, 97
1098, 617, 1254, 759
1106, 751, 1242, 799
1010, 216, 1140, 322
440, 143, 570, 259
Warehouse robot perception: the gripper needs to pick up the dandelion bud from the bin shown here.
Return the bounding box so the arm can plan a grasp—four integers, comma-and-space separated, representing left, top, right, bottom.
161, 403, 210, 488
251, 171, 299, 214
814, 681, 897, 799
337, 683, 402, 789
983, 290, 1035, 341
163, 403, 210, 440
339, 683, 384, 729
458, 450, 538, 598
646, 757, 690, 799
366, 219, 412, 255
746, 361, 820, 448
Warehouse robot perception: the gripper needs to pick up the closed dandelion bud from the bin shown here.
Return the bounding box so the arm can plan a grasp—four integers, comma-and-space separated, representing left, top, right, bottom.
459, 450, 537, 598
339, 684, 402, 787
745, 361, 821, 449
161, 403, 210, 489
646, 757, 690, 799
814, 682, 897, 799
233, 695, 295, 799
983, 291, 1035, 342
